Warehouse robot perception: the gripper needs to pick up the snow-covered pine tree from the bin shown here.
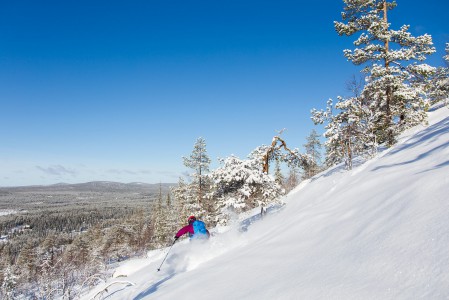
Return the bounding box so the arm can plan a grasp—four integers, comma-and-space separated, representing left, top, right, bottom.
427, 43, 449, 105
208, 155, 283, 225
444, 43, 449, 105
337, 95, 378, 162
335, 0, 436, 146
312, 99, 347, 169
183, 137, 212, 216
312, 96, 374, 170
346, 75, 380, 158
303, 129, 322, 178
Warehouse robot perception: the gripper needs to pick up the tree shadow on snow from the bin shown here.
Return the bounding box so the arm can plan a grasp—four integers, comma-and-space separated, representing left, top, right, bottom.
133, 274, 175, 300
372, 140, 449, 172
371, 116, 449, 172
382, 116, 449, 157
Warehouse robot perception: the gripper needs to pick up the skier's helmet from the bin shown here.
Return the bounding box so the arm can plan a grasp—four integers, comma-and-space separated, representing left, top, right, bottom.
188, 216, 196, 224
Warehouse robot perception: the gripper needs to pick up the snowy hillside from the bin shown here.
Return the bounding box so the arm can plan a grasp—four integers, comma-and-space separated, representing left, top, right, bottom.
83, 105, 449, 300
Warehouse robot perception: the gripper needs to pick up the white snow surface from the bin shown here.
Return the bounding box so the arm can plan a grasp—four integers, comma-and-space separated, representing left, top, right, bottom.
0, 209, 18, 216
83, 106, 449, 300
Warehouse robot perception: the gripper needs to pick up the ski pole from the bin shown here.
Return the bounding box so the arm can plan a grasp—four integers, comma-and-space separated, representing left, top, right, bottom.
157, 239, 176, 272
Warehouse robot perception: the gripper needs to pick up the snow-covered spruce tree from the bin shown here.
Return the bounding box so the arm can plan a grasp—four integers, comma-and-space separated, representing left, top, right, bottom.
335, 0, 436, 146
274, 158, 285, 189
445, 43, 449, 63
285, 165, 300, 193
125, 208, 151, 253
208, 155, 283, 225
163, 191, 179, 242
171, 177, 202, 227
61, 234, 105, 298
183, 137, 213, 216
15, 240, 38, 283
150, 185, 174, 247
302, 129, 322, 179
36, 254, 54, 300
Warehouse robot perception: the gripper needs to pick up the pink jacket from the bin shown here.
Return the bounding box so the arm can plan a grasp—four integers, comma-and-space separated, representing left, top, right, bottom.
175, 224, 194, 238
175, 223, 210, 239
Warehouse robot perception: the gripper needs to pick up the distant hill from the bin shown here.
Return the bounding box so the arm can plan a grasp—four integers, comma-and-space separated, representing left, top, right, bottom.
0, 181, 176, 194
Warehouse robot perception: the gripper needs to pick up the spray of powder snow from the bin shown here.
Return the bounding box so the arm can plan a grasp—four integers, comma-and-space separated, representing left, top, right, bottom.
164, 223, 249, 273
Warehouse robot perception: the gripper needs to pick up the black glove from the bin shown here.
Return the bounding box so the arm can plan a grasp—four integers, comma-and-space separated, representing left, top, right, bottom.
174, 236, 179, 241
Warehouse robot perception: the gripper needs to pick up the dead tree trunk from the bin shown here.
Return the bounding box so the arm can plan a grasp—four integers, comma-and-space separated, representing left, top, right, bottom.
262, 136, 308, 174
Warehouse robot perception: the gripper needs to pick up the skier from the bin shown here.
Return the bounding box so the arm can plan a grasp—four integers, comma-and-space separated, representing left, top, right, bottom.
174, 216, 210, 241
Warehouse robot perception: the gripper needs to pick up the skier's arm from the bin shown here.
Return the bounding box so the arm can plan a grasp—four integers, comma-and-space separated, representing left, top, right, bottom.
175, 225, 193, 238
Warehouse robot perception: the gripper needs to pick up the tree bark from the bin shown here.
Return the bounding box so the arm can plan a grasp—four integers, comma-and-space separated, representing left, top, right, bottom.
262, 136, 307, 174
382, 1, 394, 146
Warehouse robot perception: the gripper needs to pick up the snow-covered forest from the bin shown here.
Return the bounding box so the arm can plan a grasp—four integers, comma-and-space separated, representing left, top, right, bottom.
1, 0, 448, 299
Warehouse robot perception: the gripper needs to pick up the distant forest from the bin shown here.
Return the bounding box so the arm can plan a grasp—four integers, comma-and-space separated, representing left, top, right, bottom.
0, 182, 174, 299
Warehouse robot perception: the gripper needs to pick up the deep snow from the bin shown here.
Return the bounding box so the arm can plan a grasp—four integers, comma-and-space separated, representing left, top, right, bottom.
83, 104, 449, 300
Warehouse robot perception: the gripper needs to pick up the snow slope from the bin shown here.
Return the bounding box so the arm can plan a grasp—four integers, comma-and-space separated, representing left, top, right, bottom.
83, 105, 449, 300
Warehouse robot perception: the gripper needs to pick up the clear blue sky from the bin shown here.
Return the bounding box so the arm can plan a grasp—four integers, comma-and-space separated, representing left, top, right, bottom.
1, 0, 448, 186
